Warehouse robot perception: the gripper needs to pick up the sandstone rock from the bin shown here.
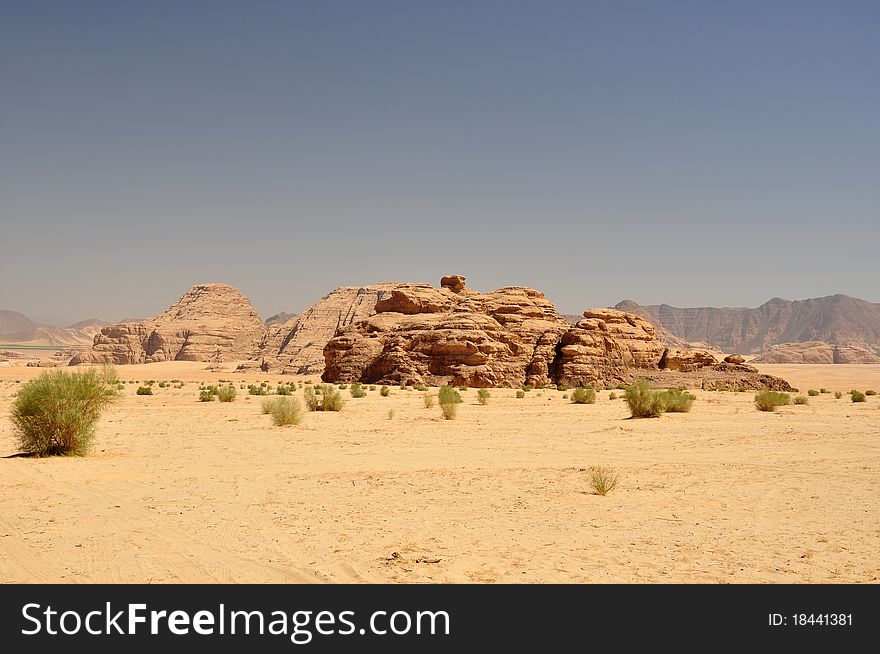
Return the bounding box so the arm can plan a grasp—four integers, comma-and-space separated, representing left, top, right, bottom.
724, 354, 746, 364
323, 278, 796, 391
242, 283, 404, 375
440, 274, 467, 293
659, 348, 718, 372
70, 283, 264, 365
752, 341, 880, 364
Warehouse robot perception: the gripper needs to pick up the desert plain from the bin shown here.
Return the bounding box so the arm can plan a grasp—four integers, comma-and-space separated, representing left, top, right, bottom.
0, 361, 878, 584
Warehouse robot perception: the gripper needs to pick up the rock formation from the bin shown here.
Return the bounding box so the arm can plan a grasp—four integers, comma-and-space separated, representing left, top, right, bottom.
69, 283, 264, 365
752, 341, 880, 364
615, 294, 880, 361
241, 283, 404, 375
323, 277, 796, 391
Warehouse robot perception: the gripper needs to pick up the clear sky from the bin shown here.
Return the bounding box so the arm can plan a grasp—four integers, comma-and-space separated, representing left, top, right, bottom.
1, 0, 878, 324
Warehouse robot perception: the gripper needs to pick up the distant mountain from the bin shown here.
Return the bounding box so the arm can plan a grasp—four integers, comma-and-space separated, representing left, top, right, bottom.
0, 310, 108, 346
264, 312, 295, 327
614, 295, 880, 362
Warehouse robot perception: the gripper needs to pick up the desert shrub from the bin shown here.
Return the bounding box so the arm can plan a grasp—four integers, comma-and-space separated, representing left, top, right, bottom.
379, 385, 390, 397
562, 393, 568, 399
217, 385, 236, 402
866, 389, 877, 396
116, 384, 125, 391
609, 392, 617, 400
793, 395, 808, 405
303, 386, 320, 411
820, 388, 828, 393
755, 390, 790, 411
158, 382, 167, 388
439, 385, 462, 420
589, 465, 619, 496
458, 384, 468, 392
388, 409, 395, 420
571, 387, 596, 404
10, 368, 119, 456
516, 390, 525, 399
522, 383, 533, 392
423, 392, 435, 409
269, 397, 303, 426
834, 391, 843, 399
338, 383, 348, 390
369, 385, 376, 391
318, 385, 345, 411
350, 382, 367, 398
414, 383, 427, 391
556, 383, 568, 392
624, 379, 664, 418
399, 382, 407, 390
477, 388, 490, 405
807, 389, 819, 397
852, 390, 866, 403
199, 390, 215, 402
276, 385, 291, 395
136, 386, 153, 396
657, 388, 695, 413
261, 397, 274, 414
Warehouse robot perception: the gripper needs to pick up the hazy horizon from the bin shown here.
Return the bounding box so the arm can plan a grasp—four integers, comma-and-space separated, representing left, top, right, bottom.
2, 1, 878, 323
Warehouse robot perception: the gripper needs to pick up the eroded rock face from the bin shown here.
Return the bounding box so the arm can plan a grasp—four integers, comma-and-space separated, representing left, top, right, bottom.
242, 284, 404, 375
752, 341, 880, 364
323, 279, 796, 391
323, 281, 569, 387
69, 283, 264, 365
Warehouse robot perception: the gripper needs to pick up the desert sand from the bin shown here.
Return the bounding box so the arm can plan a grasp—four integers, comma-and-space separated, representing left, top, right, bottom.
1, 361, 878, 584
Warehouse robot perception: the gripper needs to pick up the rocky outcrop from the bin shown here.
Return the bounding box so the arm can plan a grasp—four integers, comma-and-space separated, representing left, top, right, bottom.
752, 341, 880, 364
264, 312, 295, 327
241, 283, 404, 375
615, 294, 880, 358
323, 278, 796, 391
724, 354, 746, 364
69, 283, 264, 365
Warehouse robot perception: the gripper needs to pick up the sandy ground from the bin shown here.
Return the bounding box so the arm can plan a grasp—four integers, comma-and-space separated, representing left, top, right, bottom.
0, 361, 878, 584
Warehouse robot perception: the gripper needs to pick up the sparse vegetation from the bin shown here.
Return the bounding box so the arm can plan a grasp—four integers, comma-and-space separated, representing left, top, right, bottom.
439, 385, 462, 420
807, 389, 819, 396
522, 383, 533, 392
10, 368, 119, 456
866, 390, 877, 396
755, 390, 790, 411
268, 397, 303, 426
820, 388, 828, 394
387, 409, 395, 420
609, 392, 617, 400
199, 390, 215, 402
588, 465, 619, 496
657, 388, 695, 413
217, 385, 236, 402
835, 391, 843, 399
303, 386, 320, 411
571, 387, 596, 404
851, 390, 866, 403
136, 386, 153, 396
624, 379, 664, 418
261, 398, 274, 414
793, 395, 809, 405
350, 382, 367, 398
516, 390, 525, 399
423, 392, 435, 408
315, 384, 345, 411
477, 388, 490, 405
380, 385, 390, 397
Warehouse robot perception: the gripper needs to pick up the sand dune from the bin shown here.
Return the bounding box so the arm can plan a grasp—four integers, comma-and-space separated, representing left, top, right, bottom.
1, 362, 878, 583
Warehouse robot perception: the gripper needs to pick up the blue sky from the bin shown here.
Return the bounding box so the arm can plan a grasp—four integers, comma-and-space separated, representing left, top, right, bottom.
1, 1, 878, 323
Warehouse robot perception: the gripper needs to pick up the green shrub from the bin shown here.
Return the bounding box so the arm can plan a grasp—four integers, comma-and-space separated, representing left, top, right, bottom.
136, 386, 153, 396
866, 390, 877, 396
820, 388, 828, 393
350, 382, 367, 398
522, 383, 533, 392
439, 385, 462, 420
609, 392, 617, 400
158, 382, 167, 388
10, 368, 119, 456
423, 392, 434, 409
556, 383, 568, 392
807, 389, 819, 397
852, 390, 866, 403
624, 379, 664, 418
458, 384, 468, 392
269, 397, 303, 426
834, 391, 842, 399
199, 390, 215, 402
477, 388, 490, 405
276, 385, 291, 395
589, 465, 619, 496
516, 390, 525, 398
318, 385, 345, 411
755, 390, 790, 411
369, 385, 376, 391
414, 384, 427, 391
793, 395, 808, 405
217, 385, 236, 402
571, 387, 596, 404
261, 397, 274, 414
303, 386, 320, 411
657, 388, 695, 413
380, 385, 390, 397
